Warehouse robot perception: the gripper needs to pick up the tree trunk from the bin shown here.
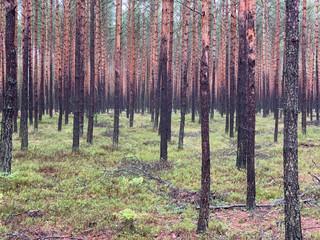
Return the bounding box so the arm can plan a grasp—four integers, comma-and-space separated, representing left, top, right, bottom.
283, 0, 302, 238
167, 0, 174, 141
210, 0, 216, 120
301, 0, 307, 134
87, 0, 95, 143
0, 0, 16, 174
224, 0, 230, 135
28, 0, 33, 125
197, 0, 211, 233
191, 0, 197, 123
39, 0, 46, 121
73, 0, 85, 152
49, 0, 53, 118
229, 0, 236, 137
178, 0, 190, 150
236, 0, 248, 169
20, 0, 30, 151
129, 0, 136, 127
246, 0, 256, 210
113, 0, 121, 148
63, 0, 70, 125
34, 0, 39, 131
316, 0, 319, 121
55, 0, 62, 131
159, 0, 169, 162
273, 0, 280, 142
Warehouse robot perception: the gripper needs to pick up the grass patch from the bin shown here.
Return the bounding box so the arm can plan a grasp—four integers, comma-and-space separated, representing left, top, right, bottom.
0, 112, 319, 239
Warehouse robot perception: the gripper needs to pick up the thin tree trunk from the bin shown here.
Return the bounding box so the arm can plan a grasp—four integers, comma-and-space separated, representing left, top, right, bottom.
63, 0, 70, 125
178, 0, 190, 150
301, 0, 307, 134
56, 0, 62, 131
49, 0, 53, 118
1, 0, 17, 174
113, 0, 121, 148
246, 0, 256, 210
34, 0, 39, 131
283, 0, 302, 238
229, 0, 236, 137
73, 0, 85, 152
129, 0, 136, 127
87, 0, 95, 143
316, 0, 319, 121
39, 0, 46, 121
28, 0, 33, 125
224, 0, 230, 135
196, 0, 211, 233
20, 0, 30, 151
167, 0, 174, 141
236, 0, 248, 169
191, 0, 197, 123
273, 0, 280, 142
159, 0, 169, 162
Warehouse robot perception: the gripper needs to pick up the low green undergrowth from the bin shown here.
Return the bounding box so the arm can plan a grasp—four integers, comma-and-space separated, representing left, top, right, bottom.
0, 112, 319, 239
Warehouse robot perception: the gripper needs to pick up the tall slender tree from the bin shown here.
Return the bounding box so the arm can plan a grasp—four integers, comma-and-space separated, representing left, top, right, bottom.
167, 0, 174, 141
28, 0, 33, 125
236, 0, 248, 169
34, 0, 39, 131
178, 0, 190, 150
229, 0, 236, 137
0, 0, 17, 173
73, 0, 85, 152
273, 0, 280, 142
20, 0, 30, 151
283, 0, 302, 238
87, 0, 95, 143
113, 0, 121, 148
49, 0, 53, 118
56, 0, 63, 131
159, 0, 169, 162
39, 0, 46, 121
316, 0, 319, 121
246, 0, 256, 210
197, 0, 211, 233
129, 0, 136, 127
63, 0, 70, 125
301, 0, 307, 134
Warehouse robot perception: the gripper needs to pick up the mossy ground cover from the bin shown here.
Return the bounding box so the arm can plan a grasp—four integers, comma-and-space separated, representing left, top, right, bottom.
0, 112, 319, 239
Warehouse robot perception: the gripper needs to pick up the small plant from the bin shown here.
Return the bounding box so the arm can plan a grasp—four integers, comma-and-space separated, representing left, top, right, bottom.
114, 208, 138, 231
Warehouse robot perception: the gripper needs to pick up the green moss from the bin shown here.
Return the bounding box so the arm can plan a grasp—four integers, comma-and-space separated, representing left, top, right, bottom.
0, 112, 318, 238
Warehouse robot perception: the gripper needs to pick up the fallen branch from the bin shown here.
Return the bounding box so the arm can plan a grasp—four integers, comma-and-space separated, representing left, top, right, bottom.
303, 226, 320, 230
308, 172, 320, 183
102, 155, 173, 187
197, 198, 313, 210
36, 236, 87, 240
273, 189, 311, 202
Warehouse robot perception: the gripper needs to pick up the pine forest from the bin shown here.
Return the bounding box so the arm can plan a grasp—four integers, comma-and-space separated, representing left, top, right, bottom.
0, 0, 320, 239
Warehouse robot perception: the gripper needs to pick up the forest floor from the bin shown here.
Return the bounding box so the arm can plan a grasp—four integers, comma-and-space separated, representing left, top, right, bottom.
0, 112, 320, 240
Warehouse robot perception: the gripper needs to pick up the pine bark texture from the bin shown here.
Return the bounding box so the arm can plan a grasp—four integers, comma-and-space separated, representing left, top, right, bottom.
159, 0, 169, 162
246, 0, 256, 210
34, 0, 39, 131
113, 0, 121, 148
273, 0, 280, 142
236, 0, 248, 169
197, 0, 211, 233
301, 0, 307, 134
283, 0, 303, 238
1, 0, 17, 174
72, 0, 85, 152
21, 0, 30, 151
178, 0, 190, 150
